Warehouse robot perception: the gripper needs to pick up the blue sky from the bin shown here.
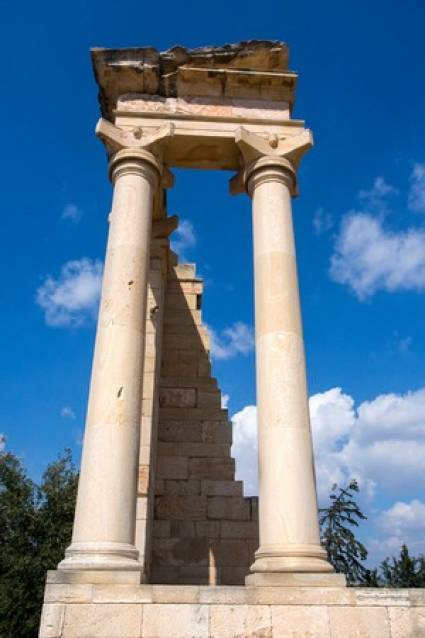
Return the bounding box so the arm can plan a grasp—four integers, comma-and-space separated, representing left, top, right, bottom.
1, 0, 425, 564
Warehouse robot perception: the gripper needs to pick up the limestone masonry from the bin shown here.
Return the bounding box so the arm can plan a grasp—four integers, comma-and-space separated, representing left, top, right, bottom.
39, 41, 425, 637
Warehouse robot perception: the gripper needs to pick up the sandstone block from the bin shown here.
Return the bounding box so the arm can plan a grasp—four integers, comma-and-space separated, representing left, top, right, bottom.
155, 479, 165, 495
165, 479, 201, 495
202, 421, 232, 444
189, 457, 235, 480
39, 603, 65, 638
136, 497, 147, 520
158, 442, 230, 458
160, 407, 228, 421
156, 456, 188, 480
272, 605, 331, 638
221, 520, 259, 538
212, 539, 250, 566
155, 495, 207, 520
328, 607, 391, 637
142, 603, 208, 638
163, 334, 203, 350
198, 358, 211, 377
163, 309, 202, 325
201, 480, 243, 496
153, 520, 171, 538
170, 520, 196, 537
152, 537, 209, 566
159, 420, 203, 443
166, 292, 198, 310
208, 496, 251, 520
210, 604, 272, 638
159, 387, 196, 408
62, 603, 142, 638
137, 465, 150, 495
196, 521, 220, 538
197, 389, 222, 409
219, 566, 249, 585
250, 496, 259, 521
389, 607, 425, 638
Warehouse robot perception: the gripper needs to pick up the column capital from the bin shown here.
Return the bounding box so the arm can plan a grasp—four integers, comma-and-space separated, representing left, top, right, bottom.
96, 118, 175, 188
229, 127, 313, 197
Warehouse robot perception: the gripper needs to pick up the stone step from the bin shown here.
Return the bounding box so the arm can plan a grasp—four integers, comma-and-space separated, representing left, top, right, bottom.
158, 421, 232, 445
157, 442, 231, 458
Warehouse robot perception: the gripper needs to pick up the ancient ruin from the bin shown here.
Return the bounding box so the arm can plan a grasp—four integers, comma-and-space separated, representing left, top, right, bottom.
39, 41, 425, 638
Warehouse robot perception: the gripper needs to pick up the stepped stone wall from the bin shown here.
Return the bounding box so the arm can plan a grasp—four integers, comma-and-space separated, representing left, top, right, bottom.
143, 258, 259, 585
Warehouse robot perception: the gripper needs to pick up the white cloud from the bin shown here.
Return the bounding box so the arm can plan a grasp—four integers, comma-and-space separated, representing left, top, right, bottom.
231, 386, 425, 506
36, 258, 103, 327
330, 212, 425, 299
61, 203, 83, 223
61, 405, 76, 419
221, 393, 230, 409
358, 177, 398, 212
0, 434, 5, 452
231, 405, 258, 495
371, 499, 425, 557
171, 219, 196, 262
208, 322, 254, 360
312, 207, 333, 235
408, 163, 425, 213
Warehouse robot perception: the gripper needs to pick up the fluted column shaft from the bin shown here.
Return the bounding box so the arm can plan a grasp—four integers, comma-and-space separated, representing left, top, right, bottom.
246, 156, 333, 579
59, 148, 160, 572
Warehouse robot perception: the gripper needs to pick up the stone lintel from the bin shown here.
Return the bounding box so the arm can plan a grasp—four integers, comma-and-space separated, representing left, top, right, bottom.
91, 41, 293, 121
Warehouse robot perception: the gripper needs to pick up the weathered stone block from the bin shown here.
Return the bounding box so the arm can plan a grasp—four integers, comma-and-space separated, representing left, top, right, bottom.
39, 603, 65, 638
165, 479, 201, 495
159, 420, 203, 443
155, 495, 207, 520
207, 496, 251, 520
159, 387, 196, 408
201, 480, 243, 496
165, 292, 198, 310
137, 465, 150, 495
142, 603, 209, 638
197, 389, 222, 409
219, 566, 249, 585
153, 520, 171, 538
189, 457, 235, 480
210, 604, 272, 638
158, 442, 230, 458
156, 456, 188, 480
202, 421, 232, 444
196, 521, 220, 538
212, 539, 250, 566
170, 520, 196, 537
389, 607, 425, 638
221, 520, 259, 538
62, 603, 142, 638
152, 537, 209, 566
328, 606, 391, 637
272, 605, 331, 637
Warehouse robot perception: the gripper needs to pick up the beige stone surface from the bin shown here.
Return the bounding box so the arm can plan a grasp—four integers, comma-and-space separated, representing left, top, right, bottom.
388, 607, 425, 638
272, 605, 331, 637
210, 604, 272, 638
142, 603, 209, 638
39, 603, 65, 638
328, 606, 391, 638
62, 603, 142, 638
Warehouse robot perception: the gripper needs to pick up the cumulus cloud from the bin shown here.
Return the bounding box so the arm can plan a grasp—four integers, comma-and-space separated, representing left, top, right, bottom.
208, 322, 254, 360
370, 499, 425, 557
312, 207, 334, 235
61, 405, 76, 419
221, 394, 230, 409
330, 212, 425, 299
171, 219, 196, 262
36, 258, 103, 327
358, 177, 398, 213
231, 386, 425, 507
231, 404, 258, 495
61, 203, 83, 223
408, 163, 425, 213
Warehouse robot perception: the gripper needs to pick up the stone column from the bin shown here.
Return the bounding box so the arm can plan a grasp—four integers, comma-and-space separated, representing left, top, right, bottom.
59, 148, 161, 573
243, 156, 337, 585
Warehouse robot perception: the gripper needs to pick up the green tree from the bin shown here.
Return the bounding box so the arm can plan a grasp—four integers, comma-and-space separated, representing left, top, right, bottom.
0, 448, 78, 638
319, 479, 369, 585
378, 544, 425, 587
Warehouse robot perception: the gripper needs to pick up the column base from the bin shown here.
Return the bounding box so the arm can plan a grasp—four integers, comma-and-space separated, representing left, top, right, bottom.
58, 541, 142, 573
246, 571, 346, 587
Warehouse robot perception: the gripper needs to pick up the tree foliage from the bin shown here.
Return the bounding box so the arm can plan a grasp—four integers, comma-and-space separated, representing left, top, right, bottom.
0, 449, 78, 638
377, 544, 425, 587
319, 479, 370, 585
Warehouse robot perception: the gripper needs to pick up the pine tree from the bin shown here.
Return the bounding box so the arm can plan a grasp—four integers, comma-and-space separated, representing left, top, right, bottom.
379, 544, 425, 587
319, 479, 369, 585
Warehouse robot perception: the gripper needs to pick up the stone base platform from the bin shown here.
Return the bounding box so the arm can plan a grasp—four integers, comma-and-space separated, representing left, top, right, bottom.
40, 571, 425, 638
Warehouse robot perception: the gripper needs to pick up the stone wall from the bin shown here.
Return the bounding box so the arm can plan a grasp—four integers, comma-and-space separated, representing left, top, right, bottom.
40, 576, 425, 638
149, 262, 259, 585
